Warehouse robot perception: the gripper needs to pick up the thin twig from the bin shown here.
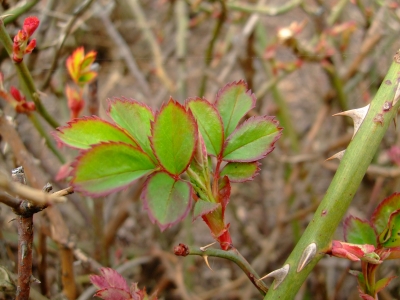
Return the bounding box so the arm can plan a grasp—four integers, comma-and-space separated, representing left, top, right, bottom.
0, 171, 68, 205
227, 0, 302, 15
175, 0, 188, 101
218, 0, 268, 83
127, 0, 174, 92
198, 0, 226, 96
40, 0, 95, 90
95, 2, 151, 99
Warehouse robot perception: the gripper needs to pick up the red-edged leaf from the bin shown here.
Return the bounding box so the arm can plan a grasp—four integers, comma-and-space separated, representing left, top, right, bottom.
81, 50, 97, 70
218, 176, 231, 216
141, 171, 192, 231
53, 116, 138, 149
72, 142, 156, 197
379, 209, 400, 247
66, 47, 84, 81
107, 98, 156, 160
343, 216, 377, 246
220, 162, 260, 182
375, 276, 396, 294
222, 116, 282, 162
215, 80, 256, 137
151, 99, 197, 175
90, 268, 129, 291
372, 193, 400, 235
186, 97, 224, 156
193, 199, 220, 221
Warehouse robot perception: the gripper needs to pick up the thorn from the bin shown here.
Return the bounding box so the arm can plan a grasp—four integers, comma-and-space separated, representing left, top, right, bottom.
259, 264, 290, 290
30, 275, 41, 284
326, 150, 345, 161
297, 243, 317, 272
394, 117, 397, 130
333, 104, 370, 138
200, 242, 216, 251
393, 82, 400, 107
203, 256, 213, 271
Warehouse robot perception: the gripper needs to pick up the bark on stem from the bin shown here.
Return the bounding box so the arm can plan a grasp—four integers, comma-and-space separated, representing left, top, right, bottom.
12, 167, 34, 300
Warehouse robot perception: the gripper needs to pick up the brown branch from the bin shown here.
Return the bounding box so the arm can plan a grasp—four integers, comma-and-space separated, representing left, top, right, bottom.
12, 167, 34, 300
0, 112, 76, 299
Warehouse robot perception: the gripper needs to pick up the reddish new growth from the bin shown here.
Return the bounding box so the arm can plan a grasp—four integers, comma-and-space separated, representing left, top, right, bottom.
10, 86, 35, 113
65, 85, 84, 119
0, 78, 35, 113
12, 16, 39, 63
90, 268, 157, 300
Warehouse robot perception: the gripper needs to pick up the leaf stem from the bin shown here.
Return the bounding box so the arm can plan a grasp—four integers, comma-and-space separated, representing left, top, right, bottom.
212, 158, 222, 197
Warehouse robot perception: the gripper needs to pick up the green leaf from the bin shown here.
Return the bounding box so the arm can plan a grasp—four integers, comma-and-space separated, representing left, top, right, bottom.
78, 71, 97, 84
193, 199, 220, 221
142, 171, 192, 231
72, 142, 156, 197
372, 193, 400, 235
215, 80, 256, 137
220, 162, 260, 182
375, 276, 396, 294
54, 116, 138, 149
151, 99, 197, 175
379, 210, 400, 247
107, 98, 156, 160
186, 97, 224, 156
222, 116, 282, 162
343, 216, 377, 246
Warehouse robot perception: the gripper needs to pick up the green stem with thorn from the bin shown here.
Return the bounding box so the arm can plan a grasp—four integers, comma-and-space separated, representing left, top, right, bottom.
174, 244, 269, 295
264, 50, 400, 299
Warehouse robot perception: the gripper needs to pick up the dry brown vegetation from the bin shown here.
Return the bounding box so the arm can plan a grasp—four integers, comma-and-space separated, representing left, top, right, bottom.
1, 0, 400, 299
